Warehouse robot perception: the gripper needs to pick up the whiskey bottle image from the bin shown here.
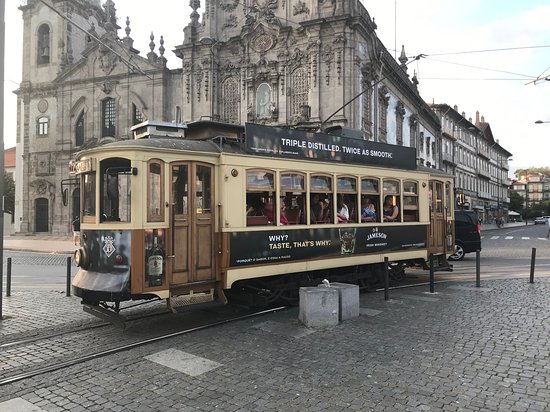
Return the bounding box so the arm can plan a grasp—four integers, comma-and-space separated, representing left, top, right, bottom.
147, 237, 164, 287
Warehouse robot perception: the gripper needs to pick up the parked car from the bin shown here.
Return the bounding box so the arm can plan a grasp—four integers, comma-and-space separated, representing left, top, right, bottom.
449, 210, 482, 261
534, 216, 548, 225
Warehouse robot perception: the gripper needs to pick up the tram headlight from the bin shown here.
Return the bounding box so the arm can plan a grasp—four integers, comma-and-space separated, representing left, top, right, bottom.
74, 247, 90, 269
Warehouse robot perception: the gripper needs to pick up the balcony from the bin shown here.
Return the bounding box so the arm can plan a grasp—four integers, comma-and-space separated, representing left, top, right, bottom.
477, 147, 489, 159
441, 152, 455, 165
477, 169, 491, 179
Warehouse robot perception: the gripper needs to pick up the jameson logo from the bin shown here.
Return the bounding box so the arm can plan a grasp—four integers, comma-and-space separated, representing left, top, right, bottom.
366, 227, 387, 241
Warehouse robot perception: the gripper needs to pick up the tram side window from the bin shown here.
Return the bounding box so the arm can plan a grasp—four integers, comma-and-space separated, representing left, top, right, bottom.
82, 172, 96, 219
361, 178, 380, 223
196, 165, 212, 214
310, 175, 332, 224
383, 179, 401, 222
246, 169, 275, 226
172, 164, 188, 215
280, 173, 305, 225
337, 176, 358, 223
147, 160, 164, 222
100, 158, 132, 222
402, 181, 419, 222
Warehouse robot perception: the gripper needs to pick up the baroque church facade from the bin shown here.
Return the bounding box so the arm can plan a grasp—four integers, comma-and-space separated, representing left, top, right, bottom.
15, 0, 441, 234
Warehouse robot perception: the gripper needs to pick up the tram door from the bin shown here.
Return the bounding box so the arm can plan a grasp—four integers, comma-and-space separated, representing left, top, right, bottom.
428, 180, 446, 254
169, 162, 215, 285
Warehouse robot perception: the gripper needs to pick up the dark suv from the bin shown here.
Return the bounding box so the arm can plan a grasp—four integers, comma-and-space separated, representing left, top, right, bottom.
450, 210, 481, 261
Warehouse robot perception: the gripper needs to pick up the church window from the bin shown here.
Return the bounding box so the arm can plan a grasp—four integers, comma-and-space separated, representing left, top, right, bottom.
222, 77, 239, 123
37, 116, 49, 136
290, 68, 308, 119
102, 98, 116, 137
37, 24, 50, 65
75, 111, 85, 146
132, 103, 145, 126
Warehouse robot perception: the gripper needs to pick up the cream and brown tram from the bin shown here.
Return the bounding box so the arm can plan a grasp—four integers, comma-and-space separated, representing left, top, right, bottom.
71, 121, 455, 312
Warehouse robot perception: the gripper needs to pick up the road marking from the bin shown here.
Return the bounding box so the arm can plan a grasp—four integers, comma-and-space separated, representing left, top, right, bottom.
505, 236, 513, 239
490, 236, 499, 240
521, 237, 530, 240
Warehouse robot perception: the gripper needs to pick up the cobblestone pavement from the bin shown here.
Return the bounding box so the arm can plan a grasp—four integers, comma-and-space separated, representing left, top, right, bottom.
2, 278, 550, 411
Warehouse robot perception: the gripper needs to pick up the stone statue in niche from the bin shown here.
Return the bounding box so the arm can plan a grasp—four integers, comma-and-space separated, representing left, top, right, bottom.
256, 83, 272, 119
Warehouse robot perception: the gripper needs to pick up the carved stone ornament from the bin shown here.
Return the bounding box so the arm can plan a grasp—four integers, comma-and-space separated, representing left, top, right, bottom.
293, 0, 310, 15
252, 33, 274, 53
99, 48, 118, 75
37, 99, 49, 113
219, 0, 239, 12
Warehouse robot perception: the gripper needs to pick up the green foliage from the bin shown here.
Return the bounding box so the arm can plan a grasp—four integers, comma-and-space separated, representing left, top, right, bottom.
509, 191, 524, 213
3, 171, 15, 215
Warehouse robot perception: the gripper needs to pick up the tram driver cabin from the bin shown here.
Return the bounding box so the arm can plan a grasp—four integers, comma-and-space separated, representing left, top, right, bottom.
71, 120, 455, 313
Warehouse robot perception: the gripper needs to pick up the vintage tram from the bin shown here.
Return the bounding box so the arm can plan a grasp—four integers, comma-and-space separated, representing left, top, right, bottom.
71, 120, 455, 314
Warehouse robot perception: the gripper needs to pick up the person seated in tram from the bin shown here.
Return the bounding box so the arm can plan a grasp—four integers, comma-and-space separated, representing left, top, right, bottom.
361, 196, 377, 222
337, 195, 349, 223
262, 199, 288, 225
383, 195, 399, 222
310, 193, 328, 223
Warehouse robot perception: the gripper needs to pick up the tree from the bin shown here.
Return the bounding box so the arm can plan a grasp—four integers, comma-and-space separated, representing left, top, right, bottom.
509, 191, 524, 214
3, 172, 15, 217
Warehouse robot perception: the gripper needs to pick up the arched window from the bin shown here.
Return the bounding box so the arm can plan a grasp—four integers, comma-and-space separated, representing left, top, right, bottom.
101, 98, 116, 137
222, 77, 239, 123
290, 67, 308, 119
132, 103, 145, 126
37, 116, 49, 136
75, 111, 85, 146
37, 24, 50, 65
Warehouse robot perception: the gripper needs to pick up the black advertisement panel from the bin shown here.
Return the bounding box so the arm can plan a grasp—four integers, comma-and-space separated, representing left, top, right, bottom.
229, 225, 427, 267
245, 123, 416, 170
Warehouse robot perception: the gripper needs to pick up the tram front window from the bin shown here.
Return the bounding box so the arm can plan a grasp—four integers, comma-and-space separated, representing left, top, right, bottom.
82, 173, 96, 219
100, 158, 132, 222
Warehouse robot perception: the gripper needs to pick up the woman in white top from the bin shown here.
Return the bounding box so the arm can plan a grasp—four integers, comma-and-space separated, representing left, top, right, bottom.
337, 196, 349, 223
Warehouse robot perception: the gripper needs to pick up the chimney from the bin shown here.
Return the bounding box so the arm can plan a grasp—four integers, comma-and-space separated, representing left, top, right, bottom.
454, 105, 458, 111
475, 111, 480, 126
481, 115, 485, 123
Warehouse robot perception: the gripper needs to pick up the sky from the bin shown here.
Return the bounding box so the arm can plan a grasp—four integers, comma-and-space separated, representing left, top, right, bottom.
4, 0, 550, 174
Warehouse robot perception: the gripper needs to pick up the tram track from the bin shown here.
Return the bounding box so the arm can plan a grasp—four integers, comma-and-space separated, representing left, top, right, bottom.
0, 305, 286, 387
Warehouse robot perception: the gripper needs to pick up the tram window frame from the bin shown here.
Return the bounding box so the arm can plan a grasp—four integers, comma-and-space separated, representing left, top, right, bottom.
361, 177, 380, 223
82, 172, 96, 223
99, 158, 132, 223
337, 176, 358, 223
196, 164, 212, 214
246, 169, 275, 226
147, 159, 164, 222
402, 180, 419, 222
280, 172, 305, 225
383, 179, 401, 222
309, 174, 332, 224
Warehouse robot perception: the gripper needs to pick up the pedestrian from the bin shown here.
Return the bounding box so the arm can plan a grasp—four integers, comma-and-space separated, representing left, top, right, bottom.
72, 216, 80, 245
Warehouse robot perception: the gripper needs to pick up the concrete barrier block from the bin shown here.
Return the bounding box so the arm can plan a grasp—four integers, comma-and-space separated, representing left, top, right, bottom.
324, 282, 360, 321
299, 287, 339, 328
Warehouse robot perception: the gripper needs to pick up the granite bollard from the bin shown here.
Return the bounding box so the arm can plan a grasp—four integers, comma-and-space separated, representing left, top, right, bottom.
298, 286, 339, 327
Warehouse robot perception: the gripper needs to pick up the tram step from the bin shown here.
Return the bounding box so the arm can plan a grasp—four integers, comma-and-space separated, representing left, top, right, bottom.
169, 288, 215, 311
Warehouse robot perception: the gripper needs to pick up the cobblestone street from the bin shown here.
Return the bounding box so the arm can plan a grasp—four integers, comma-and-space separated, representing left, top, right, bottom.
2, 278, 550, 411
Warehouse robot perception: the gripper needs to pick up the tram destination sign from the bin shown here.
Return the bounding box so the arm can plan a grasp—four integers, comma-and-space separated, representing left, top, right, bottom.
229, 225, 427, 267
245, 123, 416, 170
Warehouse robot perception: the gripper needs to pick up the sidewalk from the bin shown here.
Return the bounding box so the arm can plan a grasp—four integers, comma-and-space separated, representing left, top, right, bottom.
480, 221, 529, 232
2, 233, 77, 254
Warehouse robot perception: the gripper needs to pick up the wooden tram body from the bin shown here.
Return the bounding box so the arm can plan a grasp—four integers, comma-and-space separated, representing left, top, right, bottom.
72, 120, 455, 311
